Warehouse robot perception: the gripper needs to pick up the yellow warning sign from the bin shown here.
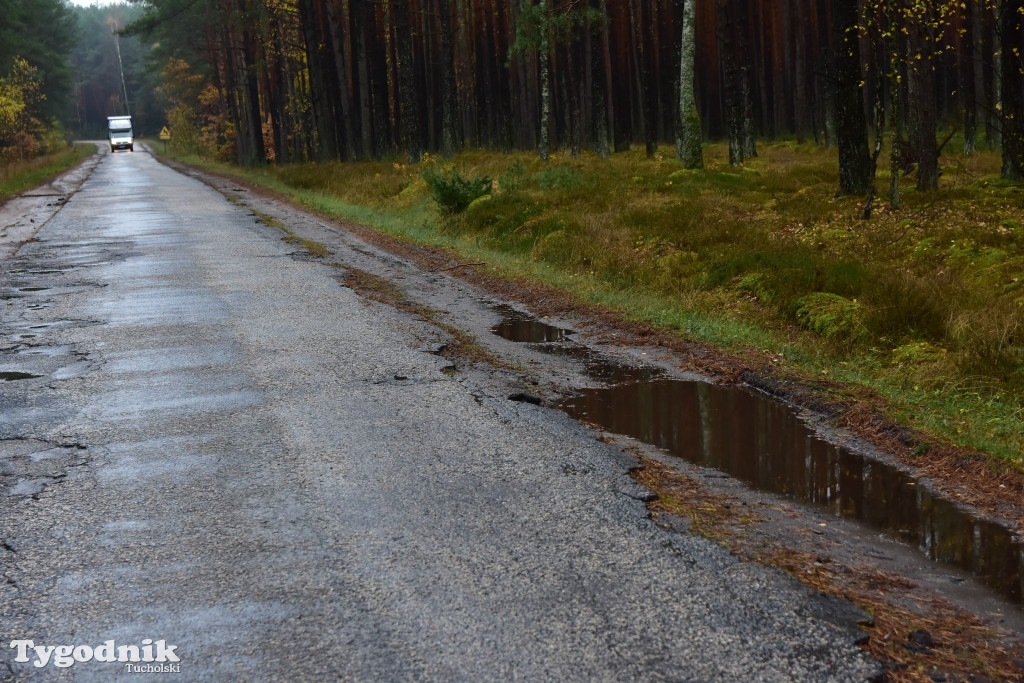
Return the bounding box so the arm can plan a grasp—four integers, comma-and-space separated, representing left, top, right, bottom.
159, 126, 171, 141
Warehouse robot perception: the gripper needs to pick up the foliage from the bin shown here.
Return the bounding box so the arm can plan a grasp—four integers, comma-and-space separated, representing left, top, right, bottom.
158, 59, 233, 161
509, 0, 601, 58
166, 103, 198, 155
0, 57, 45, 162
421, 164, 493, 215
795, 293, 867, 342
0, 0, 76, 125
860, 0, 973, 60
532, 164, 591, 192
500, 160, 527, 192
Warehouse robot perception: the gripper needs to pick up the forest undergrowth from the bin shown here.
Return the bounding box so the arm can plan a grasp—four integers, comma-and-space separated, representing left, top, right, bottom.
170, 139, 1024, 469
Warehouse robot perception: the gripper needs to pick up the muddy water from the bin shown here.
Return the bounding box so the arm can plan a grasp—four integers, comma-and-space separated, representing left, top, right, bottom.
528, 343, 662, 384
489, 306, 572, 342
0, 372, 41, 381
490, 308, 661, 384
558, 378, 1023, 603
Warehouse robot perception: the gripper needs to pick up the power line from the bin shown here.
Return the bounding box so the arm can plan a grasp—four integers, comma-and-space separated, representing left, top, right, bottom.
113, 23, 131, 117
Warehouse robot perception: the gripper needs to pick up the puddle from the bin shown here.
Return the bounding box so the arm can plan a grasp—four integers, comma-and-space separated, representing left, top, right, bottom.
1, 371, 42, 381
558, 378, 1024, 603
490, 306, 571, 343
532, 343, 661, 384
490, 307, 661, 383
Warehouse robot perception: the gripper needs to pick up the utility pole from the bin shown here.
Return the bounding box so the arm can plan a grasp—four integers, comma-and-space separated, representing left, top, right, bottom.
113, 22, 131, 116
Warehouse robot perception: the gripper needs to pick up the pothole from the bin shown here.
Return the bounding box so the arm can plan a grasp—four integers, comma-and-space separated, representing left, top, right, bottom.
0, 371, 42, 381
558, 377, 1023, 604
489, 305, 572, 342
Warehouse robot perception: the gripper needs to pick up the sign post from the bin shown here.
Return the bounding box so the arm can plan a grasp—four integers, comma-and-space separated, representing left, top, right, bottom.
159, 126, 171, 153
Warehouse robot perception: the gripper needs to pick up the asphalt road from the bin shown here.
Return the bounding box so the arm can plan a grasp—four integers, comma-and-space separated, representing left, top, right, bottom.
1, 148, 878, 681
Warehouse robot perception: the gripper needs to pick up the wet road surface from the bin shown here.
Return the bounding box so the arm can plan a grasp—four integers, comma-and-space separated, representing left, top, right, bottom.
1, 148, 878, 680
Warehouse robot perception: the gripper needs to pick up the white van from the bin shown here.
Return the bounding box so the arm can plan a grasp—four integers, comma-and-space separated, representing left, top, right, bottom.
107, 116, 134, 152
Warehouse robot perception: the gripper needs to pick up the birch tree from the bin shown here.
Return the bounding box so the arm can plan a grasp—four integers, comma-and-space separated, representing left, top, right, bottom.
675, 0, 702, 169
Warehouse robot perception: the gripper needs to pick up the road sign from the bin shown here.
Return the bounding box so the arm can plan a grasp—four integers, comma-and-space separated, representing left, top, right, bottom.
159, 127, 171, 141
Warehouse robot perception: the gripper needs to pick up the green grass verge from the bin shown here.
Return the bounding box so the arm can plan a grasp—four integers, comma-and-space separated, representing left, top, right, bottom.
0, 144, 97, 201
163, 143, 1024, 468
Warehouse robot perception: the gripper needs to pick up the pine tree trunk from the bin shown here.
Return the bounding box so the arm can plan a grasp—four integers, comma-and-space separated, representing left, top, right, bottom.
833, 0, 871, 195
1000, 0, 1024, 179
734, 0, 756, 157
888, 7, 902, 210
394, 0, 422, 163
325, 0, 355, 161
992, 0, 1004, 150
353, 0, 375, 159
566, 34, 582, 159
908, 15, 939, 191
716, 0, 743, 167
590, 0, 610, 159
791, 0, 809, 144
538, 0, 551, 162
439, 0, 459, 159
816, 0, 836, 149
297, 0, 338, 161
242, 27, 265, 166
962, 0, 979, 156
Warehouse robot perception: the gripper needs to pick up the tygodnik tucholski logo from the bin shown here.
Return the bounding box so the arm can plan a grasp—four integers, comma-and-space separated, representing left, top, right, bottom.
9, 639, 181, 672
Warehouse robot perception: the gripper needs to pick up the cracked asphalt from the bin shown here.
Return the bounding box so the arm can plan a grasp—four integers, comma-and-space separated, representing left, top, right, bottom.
1, 148, 879, 680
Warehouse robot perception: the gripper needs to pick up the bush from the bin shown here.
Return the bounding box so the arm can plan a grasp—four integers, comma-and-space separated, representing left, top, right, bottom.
500, 159, 526, 191
421, 164, 492, 215
948, 298, 1024, 381
795, 292, 867, 342
40, 126, 69, 155
533, 165, 591, 192
891, 341, 948, 366
655, 251, 701, 293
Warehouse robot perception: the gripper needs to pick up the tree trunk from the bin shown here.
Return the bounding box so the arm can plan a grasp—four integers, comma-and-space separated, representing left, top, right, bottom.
627, 0, 653, 157
833, 0, 871, 195
735, 0, 757, 157
676, 0, 702, 169
325, 0, 355, 161
566, 32, 582, 158
1000, 0, 1024, 179
611, 1, 631, 152
393, 0, 422, 163
962, 0, 979, 156
591, 0, 610, 159
297, 0, 339, 161
908, 14, 939, 191
439, 0, 459, 159
888, 4, 903, 209
791, 0, 809, 144
352, 0, 375, 159
816, 0, 836, 149
982, 1, 999, 148
538, 0, 551, 161
716, 0, 743, 166
241, 22, 265, 166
